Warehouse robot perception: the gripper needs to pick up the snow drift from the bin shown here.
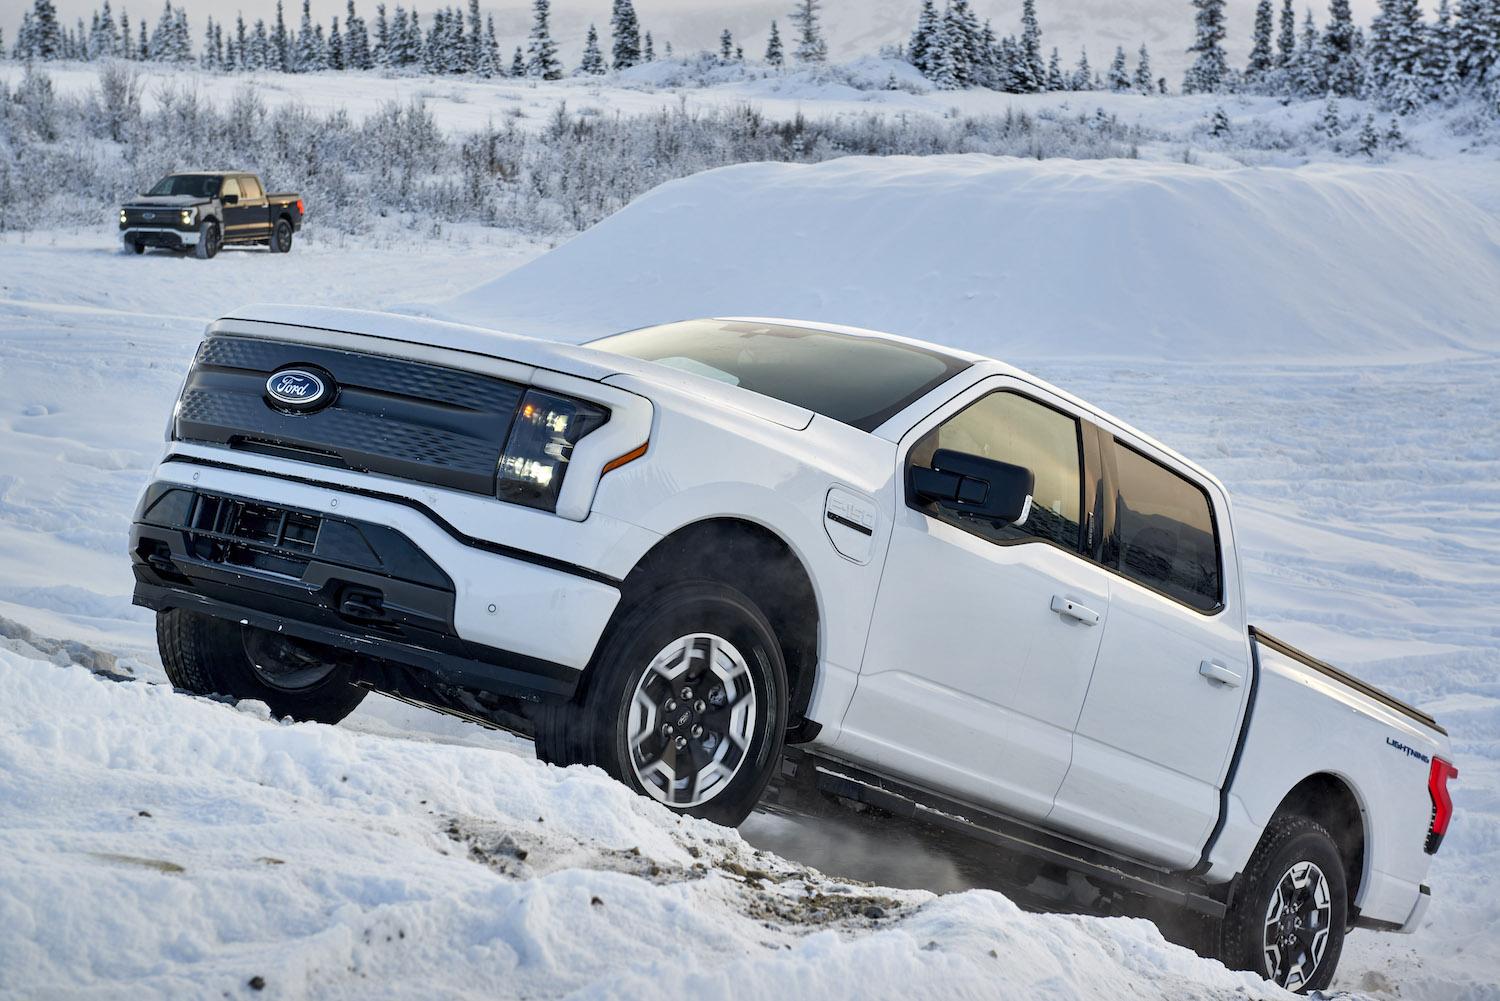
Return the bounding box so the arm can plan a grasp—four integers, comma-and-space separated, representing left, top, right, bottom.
441, 155, 1500, 362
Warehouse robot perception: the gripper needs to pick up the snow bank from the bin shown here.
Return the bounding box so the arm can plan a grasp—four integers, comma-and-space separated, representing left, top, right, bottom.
0, 653, 1282, 1000
441, 154, 1500, 363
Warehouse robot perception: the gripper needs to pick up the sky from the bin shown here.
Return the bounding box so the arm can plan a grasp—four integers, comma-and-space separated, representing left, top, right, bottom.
7, 0, 1392, 85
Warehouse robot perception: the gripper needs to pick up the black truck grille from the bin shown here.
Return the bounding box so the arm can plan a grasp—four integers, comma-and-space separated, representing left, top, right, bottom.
175, 335, 526, 495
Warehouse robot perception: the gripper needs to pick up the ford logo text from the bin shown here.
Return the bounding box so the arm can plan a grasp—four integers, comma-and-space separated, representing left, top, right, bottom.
265, 369, 331, 411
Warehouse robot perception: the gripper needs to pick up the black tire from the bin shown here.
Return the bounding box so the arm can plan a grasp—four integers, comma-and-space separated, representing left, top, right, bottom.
133, 242, 146, 254
194, 220, 220, 259
534, 581, 788, 827
270, 218, 294, 253
1218, 815, 1347, 994
157, 609, 366, 724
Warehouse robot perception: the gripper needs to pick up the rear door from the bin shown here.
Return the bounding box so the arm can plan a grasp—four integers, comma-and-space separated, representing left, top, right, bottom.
1047, 434, 1252, 867
219, 176, 251, 237
836, 376, 1113, 823
230, 174, 271, 242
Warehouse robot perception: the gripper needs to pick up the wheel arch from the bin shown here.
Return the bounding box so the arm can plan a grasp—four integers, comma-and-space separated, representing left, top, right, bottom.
616, 517, 821, 732
1269, 771, 1369, 915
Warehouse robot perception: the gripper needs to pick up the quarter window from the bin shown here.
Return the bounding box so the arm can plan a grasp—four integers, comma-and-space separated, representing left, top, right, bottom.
1111, 443, 1222, 611
910, 391, 1083, 549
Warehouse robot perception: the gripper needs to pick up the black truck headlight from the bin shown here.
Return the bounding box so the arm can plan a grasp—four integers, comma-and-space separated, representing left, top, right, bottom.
496, 390, 608, 511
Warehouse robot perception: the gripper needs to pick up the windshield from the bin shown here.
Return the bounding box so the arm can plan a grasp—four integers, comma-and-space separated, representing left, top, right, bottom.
145, 174, 222, 198
590, 320, 970, 432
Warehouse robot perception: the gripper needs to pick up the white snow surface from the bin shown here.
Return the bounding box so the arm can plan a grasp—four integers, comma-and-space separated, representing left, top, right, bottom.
437, 154, 1500, 363
1, 152, 1498, 997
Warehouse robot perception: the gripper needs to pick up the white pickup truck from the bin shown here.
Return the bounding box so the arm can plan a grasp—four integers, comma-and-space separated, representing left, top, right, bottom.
131, 309, 1455, 992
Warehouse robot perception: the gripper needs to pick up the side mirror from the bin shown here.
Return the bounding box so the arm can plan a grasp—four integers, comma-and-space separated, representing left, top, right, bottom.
222, 193, 239, 205
911, 449, 1035, 526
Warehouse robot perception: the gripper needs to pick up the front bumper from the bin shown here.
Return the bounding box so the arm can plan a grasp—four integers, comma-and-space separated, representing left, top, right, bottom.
123, 226, 199, 248
130, 470, 623, 703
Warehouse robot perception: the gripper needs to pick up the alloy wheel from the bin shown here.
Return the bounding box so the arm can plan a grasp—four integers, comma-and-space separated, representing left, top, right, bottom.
1262, 859, 1333, 991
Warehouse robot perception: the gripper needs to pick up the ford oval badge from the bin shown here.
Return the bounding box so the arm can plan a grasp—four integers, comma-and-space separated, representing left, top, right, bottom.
265, 368, 330, 412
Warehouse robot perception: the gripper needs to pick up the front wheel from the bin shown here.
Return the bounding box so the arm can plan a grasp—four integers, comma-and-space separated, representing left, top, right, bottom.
533, 581, 788, 827
1218, 815, 1347, 994
157, 609, 366, 724
194, 220, 220, 259
269, 218, 294, 253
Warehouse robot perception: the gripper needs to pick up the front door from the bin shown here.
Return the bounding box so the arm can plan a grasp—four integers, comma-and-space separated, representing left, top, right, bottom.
835, 378, 1113, 823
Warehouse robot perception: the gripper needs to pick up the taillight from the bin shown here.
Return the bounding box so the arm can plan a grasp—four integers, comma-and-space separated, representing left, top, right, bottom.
297, 199, 305, 215
1425, 756, 1457, 854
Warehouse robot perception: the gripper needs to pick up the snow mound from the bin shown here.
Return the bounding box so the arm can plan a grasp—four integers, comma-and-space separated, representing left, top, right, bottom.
442, 154, 1500, 362
0, 653, 1284, 999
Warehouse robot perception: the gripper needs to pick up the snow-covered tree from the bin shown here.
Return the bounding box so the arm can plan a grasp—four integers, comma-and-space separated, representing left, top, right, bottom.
1208, 104, 1231, 134
1295, 9, 1326, 94
927, 14, 961, 89
720, 28, 734, 61
1248, 0, 1275, 78
643, 31, 654, 61
526, 0, 561, 79
1019, 0, 1045, 92
479, 15, 500, 76
789, 0, 827, 63
344, 0, 370, 68
908, 0, 939, 75
578, 23, 604, 74
1426, 0, 1461, 98
1046, 45, 1064, 90
1454, 0, 1499, 86
25, 0, 63, 59
295, 0, 323, 70
1317, 90, 1343, 132
510, 44, 525, 76
1356, 112, 1380, 153
1384, 114, 1406, 146
328, 16, 344, 68
271, 0, 290, 71
765, 19, 784, 66
1108, 45, 1130, 89
118, 10, 132, 58
1134, 43, 1154, 92
610, 0, 641, 70
1184, 0, 1229, 92
1369, 0, 1426, 102
1072, 46, 1093, 89
1277, 0, 1297, 66
1323, 0, 1364, 95
373, 2, 389, 64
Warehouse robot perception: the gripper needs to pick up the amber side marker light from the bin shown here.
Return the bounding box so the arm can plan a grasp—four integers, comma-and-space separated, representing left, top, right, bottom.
602, 442, 649, 476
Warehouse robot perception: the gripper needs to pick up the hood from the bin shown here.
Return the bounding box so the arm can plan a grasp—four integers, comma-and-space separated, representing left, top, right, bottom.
125, 194, 213, 208
213, 304, 814, 432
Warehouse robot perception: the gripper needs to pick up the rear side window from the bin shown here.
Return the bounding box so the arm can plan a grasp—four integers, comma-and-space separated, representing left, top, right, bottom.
1112, 443, 1222, 611
239, 176, 262, 199
909, 391, 1083, 549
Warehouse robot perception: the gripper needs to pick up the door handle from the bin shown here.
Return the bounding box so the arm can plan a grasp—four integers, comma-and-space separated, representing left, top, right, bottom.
1050, 594, 1100, 626
1199, 660, 1243, 687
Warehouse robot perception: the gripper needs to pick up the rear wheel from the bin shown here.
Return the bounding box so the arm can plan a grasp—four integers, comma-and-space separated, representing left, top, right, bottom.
156, 609, 366, 724
270, 218, 294, 253
533, 581, 787, 827
1218, 815, 1347, 994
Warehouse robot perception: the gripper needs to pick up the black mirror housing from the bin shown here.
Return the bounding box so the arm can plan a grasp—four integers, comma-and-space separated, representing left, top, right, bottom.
222, 194, 239, 205
912, 449, 1035, 525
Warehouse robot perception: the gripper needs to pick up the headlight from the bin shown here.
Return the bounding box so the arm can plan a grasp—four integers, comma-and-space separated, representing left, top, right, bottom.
180, 209, 196, 225
496, 390, 608, 511
119, 209, 127, 224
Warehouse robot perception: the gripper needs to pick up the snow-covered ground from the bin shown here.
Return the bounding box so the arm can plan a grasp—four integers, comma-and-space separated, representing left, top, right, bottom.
1, 144, 1498, 996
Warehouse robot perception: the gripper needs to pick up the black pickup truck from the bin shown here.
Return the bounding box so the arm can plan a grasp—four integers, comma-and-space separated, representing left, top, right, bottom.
120, 172, 304, 259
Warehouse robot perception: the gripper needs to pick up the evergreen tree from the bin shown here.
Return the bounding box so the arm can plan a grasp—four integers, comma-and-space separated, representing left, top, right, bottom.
908, 0, 939, 76
1249, 0, 1275, 78
1072, 45, 1093, 89
1317, 90, 1343, 131
610, 0, 641, 69
1184, 0, 1229, 92
461, 0, 479, 71
202, 15, 217, 66
26, 0, 64, 58
1108, 44, 1130, 89
118, 11, 131, 58
331, 16, 347, 68
1018, 0, 1045, 91
766, 19, 784, 66
526, 0, 561, 78
1356, 112, 1380, 153
789, 0, 827, 63
1046, 45, 1064, 89
232, 13, 247, 68
1134, 42, 1154, 92
93, 0, 118, 57
1454, 0, 1498, 85
1277, 0, 1297, 66
295, 0, 321, 70
1208, 104, 1232, 135
510, 44, 525, 76
1384, 114, 1406, 146
271, 0, 289, 70
643, 31, 654, 60
1295, 8, 1326, 94
1323, 0, 1363, 95
1369, 0, 1425, 100
1427, 0, 1461, 98
137, 17, 148, 59
373, 2, 389, 64
250, 18, 268, 67
346, 0, 371, 69
578, 22, 604, 73
479, 15, 500, 76
928, 14, 960, 89
720, 28, 733, 61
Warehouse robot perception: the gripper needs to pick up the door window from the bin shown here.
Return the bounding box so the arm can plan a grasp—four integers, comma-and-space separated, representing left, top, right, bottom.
1111, 443, 1222, 611
909, 391, 1083, 549
220, 177, 241, 200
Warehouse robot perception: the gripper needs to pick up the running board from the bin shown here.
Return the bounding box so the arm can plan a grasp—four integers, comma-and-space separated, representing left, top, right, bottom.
796, 753, 1227, 918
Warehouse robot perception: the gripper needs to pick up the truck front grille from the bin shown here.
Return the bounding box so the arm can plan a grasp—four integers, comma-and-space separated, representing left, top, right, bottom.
174, 335, 526, 496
